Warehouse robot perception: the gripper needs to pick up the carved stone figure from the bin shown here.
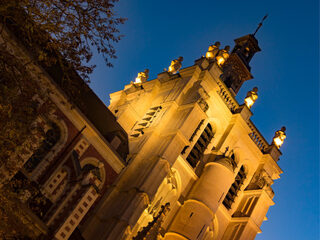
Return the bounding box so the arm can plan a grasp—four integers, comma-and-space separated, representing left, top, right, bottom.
272, 126, 286, 148
216, 45, 230, 66
135, 69, 149, 84
244, 87, 258, 109
206, 41, 220, 59
168, 56, 183, 74
246, 87, 258, 99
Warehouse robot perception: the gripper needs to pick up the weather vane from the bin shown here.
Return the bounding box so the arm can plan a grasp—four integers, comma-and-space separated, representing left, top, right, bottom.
253, 14, 268, 36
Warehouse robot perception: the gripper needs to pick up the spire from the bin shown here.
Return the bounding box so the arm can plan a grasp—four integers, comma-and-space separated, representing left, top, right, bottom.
253, 14, 268, 36
219, 16, 269, 95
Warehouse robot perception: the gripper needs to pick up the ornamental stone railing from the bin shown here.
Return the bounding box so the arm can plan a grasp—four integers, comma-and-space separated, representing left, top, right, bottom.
214, 72, 270, 154
247, 120, 269, 152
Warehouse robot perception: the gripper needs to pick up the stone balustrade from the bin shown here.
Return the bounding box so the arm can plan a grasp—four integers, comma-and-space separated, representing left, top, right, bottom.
247, 121, 269, 152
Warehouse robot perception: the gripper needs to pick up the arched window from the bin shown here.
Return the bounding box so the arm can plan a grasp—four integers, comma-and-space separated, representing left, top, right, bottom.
186, 123, 214, 168
223, 165, 246, 209
80, 158, 106, 189
82, 164, 102, 181
24, 122, 61, 172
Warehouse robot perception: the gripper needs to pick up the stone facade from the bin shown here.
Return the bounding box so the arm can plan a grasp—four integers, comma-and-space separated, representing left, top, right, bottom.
1, 16, 284, 239
82, 34, 284, 240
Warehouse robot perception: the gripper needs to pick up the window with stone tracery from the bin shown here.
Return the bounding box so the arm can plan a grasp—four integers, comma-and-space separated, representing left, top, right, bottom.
223, 164, 246, 209
186, 123, 214, 168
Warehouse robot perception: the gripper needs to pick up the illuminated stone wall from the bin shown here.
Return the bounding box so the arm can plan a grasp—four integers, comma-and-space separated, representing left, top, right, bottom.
82, 36, 283, 240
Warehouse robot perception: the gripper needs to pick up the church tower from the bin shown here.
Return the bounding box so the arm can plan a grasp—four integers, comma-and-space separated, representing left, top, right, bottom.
82, 32, 285, 240
222, 34, 260, 95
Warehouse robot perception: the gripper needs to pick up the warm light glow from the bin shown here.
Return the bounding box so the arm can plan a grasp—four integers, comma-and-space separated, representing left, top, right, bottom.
134, 69, 149, 84
168, 57, 183, 74
272, 127, 286, 149
244, 97, 254, 109
206, 51, 214, 59
244, 87, 258, 109
168, 65, 174, 73
206, 42, 220, 60
216, 56, 225, 66
273, 137, 284, 148
134, 76, 142, 84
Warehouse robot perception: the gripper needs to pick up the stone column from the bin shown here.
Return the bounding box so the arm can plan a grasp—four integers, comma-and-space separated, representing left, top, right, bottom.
164, 157, 235, 240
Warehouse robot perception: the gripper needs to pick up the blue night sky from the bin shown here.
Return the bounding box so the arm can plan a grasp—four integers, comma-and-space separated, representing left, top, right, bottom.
88, 1, 319, 239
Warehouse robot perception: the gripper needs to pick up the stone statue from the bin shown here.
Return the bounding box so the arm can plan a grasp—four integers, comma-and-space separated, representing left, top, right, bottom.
206, 41, 220, 59
134, 69, 149, 84
244, 87, 258, 109
272, 126, 286, 148
168, 56, 183, 74
216, 45, 230, 66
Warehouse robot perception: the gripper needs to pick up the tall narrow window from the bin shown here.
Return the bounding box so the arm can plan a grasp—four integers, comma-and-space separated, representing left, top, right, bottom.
131, 106, 162, 138
223, 165, 246, 209
24, 122, 61, 172
186, 123, 214, 168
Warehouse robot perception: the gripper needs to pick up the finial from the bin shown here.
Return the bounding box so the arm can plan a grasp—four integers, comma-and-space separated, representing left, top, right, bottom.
244, 87, 258, 109
253, 14, 268, 36
272, 126, 286, 149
